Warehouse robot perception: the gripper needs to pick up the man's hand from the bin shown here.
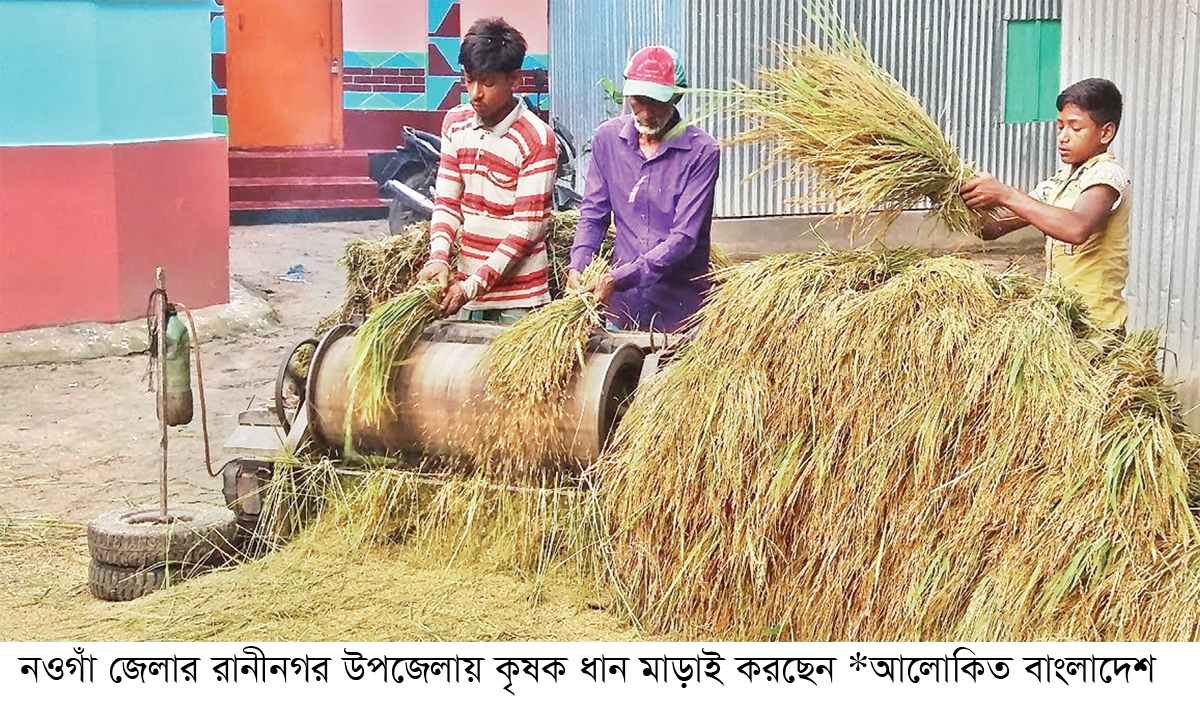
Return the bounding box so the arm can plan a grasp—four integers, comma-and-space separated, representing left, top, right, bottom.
567, 268, 592, 293
568, 268, 615, 304
440, 282, 469, 315
416, 261, 451, 290
961, 171, 1016, 211
593, 273, 616, 304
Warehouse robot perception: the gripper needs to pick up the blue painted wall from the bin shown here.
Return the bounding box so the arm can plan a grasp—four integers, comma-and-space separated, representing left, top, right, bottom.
0, 0, 213, 145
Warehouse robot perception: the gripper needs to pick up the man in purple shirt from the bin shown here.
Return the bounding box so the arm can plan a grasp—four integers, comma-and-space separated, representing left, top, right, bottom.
567, 45, 721, 333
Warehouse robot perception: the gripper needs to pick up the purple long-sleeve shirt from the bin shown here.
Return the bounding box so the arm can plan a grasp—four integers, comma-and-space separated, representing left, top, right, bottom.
569, 113, 720, 332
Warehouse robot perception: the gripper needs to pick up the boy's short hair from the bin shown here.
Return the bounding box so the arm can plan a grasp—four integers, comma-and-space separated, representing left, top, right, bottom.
460, 17, 526, 76
1057, 78, 1123, 128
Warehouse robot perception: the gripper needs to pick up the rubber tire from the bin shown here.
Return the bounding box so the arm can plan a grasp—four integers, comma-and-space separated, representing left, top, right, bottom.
388, 198, 415, 236
88, 504, 237, 569
88, 559, 173, 602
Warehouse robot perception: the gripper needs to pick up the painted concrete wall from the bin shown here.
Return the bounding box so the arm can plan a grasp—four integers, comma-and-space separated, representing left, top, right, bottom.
1, 0, 212, 145
338, 0, 550, 147
344, 0, 426, 51
461, 0, 548, 53
0, 0, 228, 332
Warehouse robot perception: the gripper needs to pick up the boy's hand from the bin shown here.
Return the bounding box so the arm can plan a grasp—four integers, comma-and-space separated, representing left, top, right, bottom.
961, 171, 1016, 210
440, 282, 469, 315
417, 261, 451, 290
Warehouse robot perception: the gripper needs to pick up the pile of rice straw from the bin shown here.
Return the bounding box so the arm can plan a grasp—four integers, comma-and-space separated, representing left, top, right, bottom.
726, 0, 978, 235
248, 456, 609, 587
316, 222, 432, 335
0, 516, 84, 547
595, 248, 1200, 640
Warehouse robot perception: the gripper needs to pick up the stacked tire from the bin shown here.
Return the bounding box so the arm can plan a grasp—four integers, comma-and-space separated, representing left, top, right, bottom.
87, 504, 237, 601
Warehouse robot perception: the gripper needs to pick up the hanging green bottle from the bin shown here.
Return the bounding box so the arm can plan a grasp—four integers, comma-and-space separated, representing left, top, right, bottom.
163, 306, 193, 426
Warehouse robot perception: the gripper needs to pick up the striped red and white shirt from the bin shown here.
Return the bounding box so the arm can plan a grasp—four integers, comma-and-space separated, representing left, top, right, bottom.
428, 101, 557, 310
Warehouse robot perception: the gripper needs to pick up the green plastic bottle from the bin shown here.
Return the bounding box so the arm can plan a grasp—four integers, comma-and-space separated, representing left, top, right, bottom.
163, 307, 194, 426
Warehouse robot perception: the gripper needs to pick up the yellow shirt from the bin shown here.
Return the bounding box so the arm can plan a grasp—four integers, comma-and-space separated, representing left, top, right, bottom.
1029, 152, 1132, 330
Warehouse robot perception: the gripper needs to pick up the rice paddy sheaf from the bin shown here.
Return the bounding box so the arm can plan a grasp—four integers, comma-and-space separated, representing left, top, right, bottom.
471, 258, 610, 480
346, 282, 443, 429
725, 0, 979, 235
595, 248, 1200, 641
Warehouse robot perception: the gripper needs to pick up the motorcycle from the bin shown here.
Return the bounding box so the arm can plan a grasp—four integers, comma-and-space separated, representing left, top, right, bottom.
372, 96, 582, 235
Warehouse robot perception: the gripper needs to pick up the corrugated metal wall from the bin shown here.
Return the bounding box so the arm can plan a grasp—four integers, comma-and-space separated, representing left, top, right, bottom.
551, 0, 1060, 217
1063, 0, 1200, 427
549, 0, 685, 164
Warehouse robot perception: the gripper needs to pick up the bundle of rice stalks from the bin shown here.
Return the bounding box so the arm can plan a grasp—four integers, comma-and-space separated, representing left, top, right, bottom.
465, 260, 609, 477
546, 211, 614, 298
595, 248, 1200, 641
726, 0, 978, 235
346, 282, 443, 428
547, 211, 732, 287
483, 258, 609, 403
316, 222, 432, 335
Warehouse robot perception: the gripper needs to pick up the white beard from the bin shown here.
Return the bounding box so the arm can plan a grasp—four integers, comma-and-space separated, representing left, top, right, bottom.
634, 119, 665, 136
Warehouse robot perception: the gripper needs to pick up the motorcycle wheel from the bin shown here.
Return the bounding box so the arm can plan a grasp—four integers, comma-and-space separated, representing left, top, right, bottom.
388, 198, 416, 235
387, 164, 435, 235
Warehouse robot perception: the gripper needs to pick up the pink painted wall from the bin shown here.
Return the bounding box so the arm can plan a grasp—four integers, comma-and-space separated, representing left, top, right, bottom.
342, 0, 426, 52
0, 137, 228, 332
460, 0, 548, 54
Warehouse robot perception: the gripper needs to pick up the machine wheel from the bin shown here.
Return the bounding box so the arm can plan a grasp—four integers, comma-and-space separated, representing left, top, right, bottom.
275, 338, 318, 434
88, 559, 174, 602
87, 504, 237, 569
220, 459, 274, 542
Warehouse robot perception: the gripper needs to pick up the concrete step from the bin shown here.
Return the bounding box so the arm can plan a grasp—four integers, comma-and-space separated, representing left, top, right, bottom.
229, 198, 388, 226
228, 149, 387, 179
229, 176, 381, 203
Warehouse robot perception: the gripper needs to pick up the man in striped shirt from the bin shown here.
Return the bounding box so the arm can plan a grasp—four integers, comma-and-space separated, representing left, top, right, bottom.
415, 17, 557, 322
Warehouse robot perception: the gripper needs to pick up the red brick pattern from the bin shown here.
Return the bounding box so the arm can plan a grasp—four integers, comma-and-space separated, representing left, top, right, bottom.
516, 70, 548, 94
343, 67, 425, 94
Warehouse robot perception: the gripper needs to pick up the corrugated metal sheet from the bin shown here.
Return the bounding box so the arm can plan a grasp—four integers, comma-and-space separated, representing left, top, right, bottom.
552, 0, 1061, 217
549, 0, 685, 180
686, 0, 1061, 216
1063, 0, 1200, 426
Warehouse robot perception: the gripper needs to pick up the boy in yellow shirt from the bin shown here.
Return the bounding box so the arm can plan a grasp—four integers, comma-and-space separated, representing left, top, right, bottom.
961, 78, 1131, 331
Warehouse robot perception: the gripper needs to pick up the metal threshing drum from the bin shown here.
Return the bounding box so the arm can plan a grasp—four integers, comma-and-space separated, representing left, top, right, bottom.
305, 321, 644, 466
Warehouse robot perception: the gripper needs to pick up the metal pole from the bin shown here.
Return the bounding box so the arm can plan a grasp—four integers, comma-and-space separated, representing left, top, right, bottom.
156, 268, 169, 522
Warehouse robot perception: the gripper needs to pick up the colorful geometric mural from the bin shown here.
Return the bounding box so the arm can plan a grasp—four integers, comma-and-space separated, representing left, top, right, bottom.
208, 0, 549, 147
427, 0, 464, 111
210, 0, 226, 134
343, 51, 429, 111
341, 0, 549, 114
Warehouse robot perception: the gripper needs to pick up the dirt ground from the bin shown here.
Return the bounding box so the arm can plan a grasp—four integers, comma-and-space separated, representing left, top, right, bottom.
0, 220, 384, 523
0, 219, 1043, 641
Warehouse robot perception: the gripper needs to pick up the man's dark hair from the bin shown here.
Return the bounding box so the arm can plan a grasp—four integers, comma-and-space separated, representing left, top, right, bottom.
1057, 78, 1123, 128
460, 17, 526, 76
